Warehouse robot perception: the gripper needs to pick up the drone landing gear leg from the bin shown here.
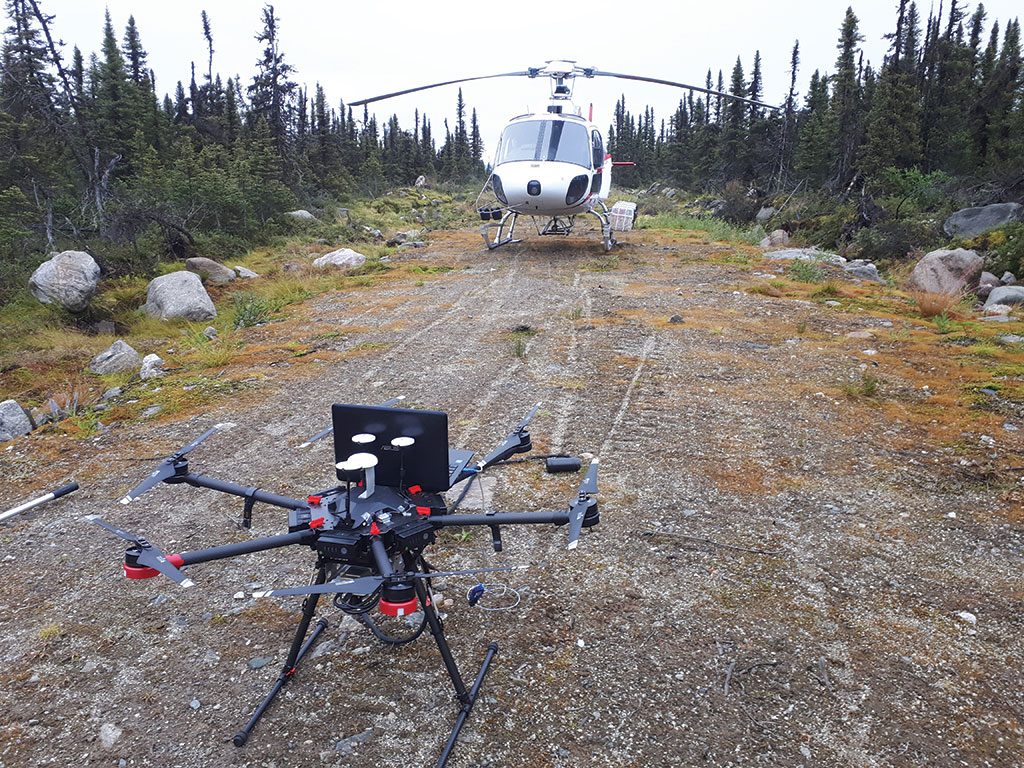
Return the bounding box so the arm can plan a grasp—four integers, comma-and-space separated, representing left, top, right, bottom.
481, 211, 520, 250
414, 578, 499, 767
232, 564, 329, 747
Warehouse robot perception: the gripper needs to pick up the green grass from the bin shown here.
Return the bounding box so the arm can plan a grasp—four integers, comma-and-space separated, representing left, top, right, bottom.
788, 260, 826, 283
637, 212, 764, 244
841, 372, 881, 399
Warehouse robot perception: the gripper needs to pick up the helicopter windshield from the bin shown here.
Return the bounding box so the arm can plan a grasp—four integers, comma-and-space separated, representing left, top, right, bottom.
496, 120, 592, 168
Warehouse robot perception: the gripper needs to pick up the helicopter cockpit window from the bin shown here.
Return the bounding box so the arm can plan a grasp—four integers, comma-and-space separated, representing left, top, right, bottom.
496, 120, 591, 168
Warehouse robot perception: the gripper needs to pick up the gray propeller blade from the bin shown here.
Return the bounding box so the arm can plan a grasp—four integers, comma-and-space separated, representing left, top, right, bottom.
84, 515, 193, 587
253, 565, 521, 599
515, 402, 542, 433
567, 458, 599, 550
591, 70, 782, 111
477, 402, 541, 470
120, 422, 235, 504
350, 72, 531, 106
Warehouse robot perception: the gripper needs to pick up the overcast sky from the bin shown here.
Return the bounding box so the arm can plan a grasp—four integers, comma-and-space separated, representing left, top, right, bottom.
38, 0, 1023, 162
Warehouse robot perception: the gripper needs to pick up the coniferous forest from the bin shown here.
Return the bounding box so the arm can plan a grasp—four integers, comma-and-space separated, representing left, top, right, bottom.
1, 0, 1022, 304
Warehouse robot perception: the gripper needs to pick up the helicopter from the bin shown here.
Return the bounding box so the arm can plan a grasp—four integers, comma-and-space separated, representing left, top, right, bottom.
87, 398, 599, 767
352, 60, 780, 251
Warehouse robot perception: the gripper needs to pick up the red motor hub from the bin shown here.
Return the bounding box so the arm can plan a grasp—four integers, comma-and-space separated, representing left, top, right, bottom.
379, 597, 418, 617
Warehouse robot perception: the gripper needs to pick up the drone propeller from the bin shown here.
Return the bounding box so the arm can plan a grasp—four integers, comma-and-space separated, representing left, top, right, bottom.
252, 565, 520, 599
567, 458, 599, 550
84, 515, 193, 587
476, 402, 541, 471
297, 396, 405, 449
119, 422, 236, 504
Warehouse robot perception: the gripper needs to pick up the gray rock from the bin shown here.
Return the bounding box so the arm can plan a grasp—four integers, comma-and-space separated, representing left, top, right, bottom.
89, 340, 141, 375
0, 400, 33, 441
764, 248, 846, 266
386, 229, 422, 247
843, 260, 883, 282
98, 723, 122, 749
756, 206, 777, 223
143, 271, 216, 321
185, 257, 236, 284
101, 387, 122, 401
759, 229, 790, 248
313, 248, 366, 270
1001, 271, 1016, 285
190, 698, 201, 710
984, 303, 1013, 316
669, 314, 684, 324
248, 656, 273, 670
140, 405, 163, 418
414, 175, 426, 187
943, 202, 1024, 238
362, 226, 384, 240
139, 353, 165, 380
28, 250, 101, 312
285, 209, 316, 221
977, 283, 995, 301
202, 326, 218, 339
335, 727, 374, 756
979, 271, 1001, 287
233, 266, 259, 279
984, 285, 1024, 308
998, 334, 1024, 344
982, 314, 1012, 322
396, 241, 427, 250
906, 248, 983, 295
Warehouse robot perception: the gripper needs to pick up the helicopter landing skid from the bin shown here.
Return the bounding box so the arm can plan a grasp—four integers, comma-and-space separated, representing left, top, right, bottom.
481, 211, 520, 250
590, 206, 617, 252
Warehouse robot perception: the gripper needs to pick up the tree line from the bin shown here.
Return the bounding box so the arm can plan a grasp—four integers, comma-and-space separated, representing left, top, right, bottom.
608, 2, 1022, 196
0, 1, 485, 300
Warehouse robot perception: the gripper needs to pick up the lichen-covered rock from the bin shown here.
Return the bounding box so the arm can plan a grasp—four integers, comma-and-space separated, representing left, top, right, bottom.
0, 399, 33, 441
139, 353, 165, 380
759, 229, 790, 248
906, 248, 983, 295
28, 250, 101, 312
313, 248, 366, 270
143, 271, 216, 321
285, 209, 316, 221
843, 260, 883, 282
764, 248, 846, 266
89, 339, 141, 375
233, 266, 259, 278
185, 257, 236, 284
943, 203, 1024, 238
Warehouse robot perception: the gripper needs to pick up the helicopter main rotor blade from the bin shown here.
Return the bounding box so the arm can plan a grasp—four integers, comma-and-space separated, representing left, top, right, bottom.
350, 72, 532, 107
592, 70, 782, 111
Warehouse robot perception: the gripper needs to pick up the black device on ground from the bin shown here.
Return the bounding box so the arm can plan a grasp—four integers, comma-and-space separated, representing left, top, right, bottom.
87, 399, 599, 768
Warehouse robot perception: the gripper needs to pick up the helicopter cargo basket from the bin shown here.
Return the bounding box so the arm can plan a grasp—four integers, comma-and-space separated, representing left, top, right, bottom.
608, 201, 636, 232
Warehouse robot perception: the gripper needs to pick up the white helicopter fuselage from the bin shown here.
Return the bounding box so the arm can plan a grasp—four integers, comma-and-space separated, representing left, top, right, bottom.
490, 112, 611, 218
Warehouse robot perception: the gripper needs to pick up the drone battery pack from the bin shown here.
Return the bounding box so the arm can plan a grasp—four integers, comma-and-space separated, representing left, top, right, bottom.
545, 456, 581, 474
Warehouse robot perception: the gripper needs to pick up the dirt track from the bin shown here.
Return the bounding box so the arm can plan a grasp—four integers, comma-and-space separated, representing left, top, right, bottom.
1, 228, 1022, 767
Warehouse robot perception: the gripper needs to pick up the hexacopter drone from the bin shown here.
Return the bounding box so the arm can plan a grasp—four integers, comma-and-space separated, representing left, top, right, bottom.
88, 399, 599, 767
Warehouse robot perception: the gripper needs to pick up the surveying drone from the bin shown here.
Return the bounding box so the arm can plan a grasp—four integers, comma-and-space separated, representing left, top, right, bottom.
352, 60, 779, 251
88, 398, 599, 767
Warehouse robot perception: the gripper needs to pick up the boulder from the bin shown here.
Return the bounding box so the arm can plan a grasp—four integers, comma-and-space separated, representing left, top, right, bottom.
233, 266, 259, 279
758, 229, 790, 248
143, 271, 217, 321
386, 230, 422, 247
764, 248, 847, 267
313, 248, 366, 270
0, 399, 33, 441
1002, 272, 1017, 285
943, 202, 1024, 238
979, 271, 1001, 287
977, 283, 995, 301
285, 209, 316, 221
984, 303, 1012, 317
906, 248, 983, 295
139, 353, 165, 380
756, 206, 777, 224
844, 260, 883, 283
89, 339, 141, 375
186, 257, 236, 284
28, 250, 101, 312
984, 285, 1024, 308
414, 175, 426, 188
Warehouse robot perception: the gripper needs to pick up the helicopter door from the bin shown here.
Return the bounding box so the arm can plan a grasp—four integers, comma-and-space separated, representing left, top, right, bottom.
590, 130, 607, 197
